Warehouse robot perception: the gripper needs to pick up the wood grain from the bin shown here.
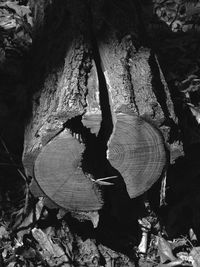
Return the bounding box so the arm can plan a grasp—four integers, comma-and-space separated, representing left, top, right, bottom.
34, 129, 103, 211
107, 112, 166, 198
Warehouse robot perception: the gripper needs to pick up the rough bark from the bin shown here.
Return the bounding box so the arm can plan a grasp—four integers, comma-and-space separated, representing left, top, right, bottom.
23, 0, 179, 212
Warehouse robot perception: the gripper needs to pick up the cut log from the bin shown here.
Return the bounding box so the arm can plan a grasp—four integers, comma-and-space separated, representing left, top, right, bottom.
34, 129, 103, 211
107, 111, 166, 198
95, 31, 174, 198
22, 0, 104, 211
23, 0, 179, 213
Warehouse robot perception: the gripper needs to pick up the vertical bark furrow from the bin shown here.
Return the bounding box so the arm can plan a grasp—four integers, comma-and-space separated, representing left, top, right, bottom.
129, 48, 164, 120
23, 0, 179, 212
95, 7, 172, 197
98, 37, 134, 112
123, 43, 140, 114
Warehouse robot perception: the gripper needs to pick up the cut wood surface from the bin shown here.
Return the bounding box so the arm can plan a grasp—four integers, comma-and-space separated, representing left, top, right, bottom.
107, 112, 166, 198
96, 36, 170, 198
23, 0, 178, 212
34, 129, 103, 211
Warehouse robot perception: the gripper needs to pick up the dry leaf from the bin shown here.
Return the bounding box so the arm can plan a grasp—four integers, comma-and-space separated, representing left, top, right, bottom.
57, 208, 67, 219
190, 247, 200, 267
0, 225, 9, 239
189, 228, 198, 244
14, 197, 44, 241
32, 228, 72, 267
156, 236, 177, 263
138, 231, 148, 254
157, 259, 183, 267
187, 103, 200, 124
176, 251, 193, 264
7, 263, 16, 267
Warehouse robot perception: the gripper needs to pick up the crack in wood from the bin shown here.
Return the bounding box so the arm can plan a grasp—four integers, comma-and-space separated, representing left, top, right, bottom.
33, 121, 104, 211
87, 1, 114, 158
123, 43, 140, 114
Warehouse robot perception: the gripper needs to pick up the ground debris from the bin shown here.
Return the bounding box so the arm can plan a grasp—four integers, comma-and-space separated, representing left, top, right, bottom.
32, 227, 72, 267
137, 232, 200, 267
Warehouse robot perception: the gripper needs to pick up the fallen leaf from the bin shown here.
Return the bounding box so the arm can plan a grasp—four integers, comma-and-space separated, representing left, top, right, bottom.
32, 228, 71, 267
13, 197, 44, 241
57, 208, 67, 219
156, 236, 177, 263
157, 259, 183, 266
7, 263, 16, 267
6, 1, 30, 17
187, 103, 200, 124
0, 225, 9, 239
189, 247, 200, 267
176, 251, 193, 265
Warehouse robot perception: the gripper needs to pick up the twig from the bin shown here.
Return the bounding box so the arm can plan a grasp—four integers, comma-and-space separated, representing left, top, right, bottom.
97, 176, 118, 181
0, 163, 20, 166
160, 171, 167, 207
0, 135, 30, 213
180, 235, 194, 249
0, 135, 27, 182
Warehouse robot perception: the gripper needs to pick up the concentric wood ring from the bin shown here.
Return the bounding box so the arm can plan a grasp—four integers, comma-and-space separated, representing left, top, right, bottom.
34, 130, 103, 211
107, 113, 166, 198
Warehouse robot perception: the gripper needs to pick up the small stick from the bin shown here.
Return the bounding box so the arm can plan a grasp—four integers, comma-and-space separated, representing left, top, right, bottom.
160, 171, 167, 207
0, 136, 29, 213
138, 218, 151, 255
91, 176, 118, 186
0, 163, 20, 166
97, 176, 118, 181
0, 136, 27, 182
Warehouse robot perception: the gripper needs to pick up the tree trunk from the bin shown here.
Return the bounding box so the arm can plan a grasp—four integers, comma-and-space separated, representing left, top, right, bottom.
22, 0, 184, 262
23, 0, 180, 211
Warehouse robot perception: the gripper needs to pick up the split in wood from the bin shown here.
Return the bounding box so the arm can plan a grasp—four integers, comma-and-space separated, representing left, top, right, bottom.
32, 113, 167, 213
